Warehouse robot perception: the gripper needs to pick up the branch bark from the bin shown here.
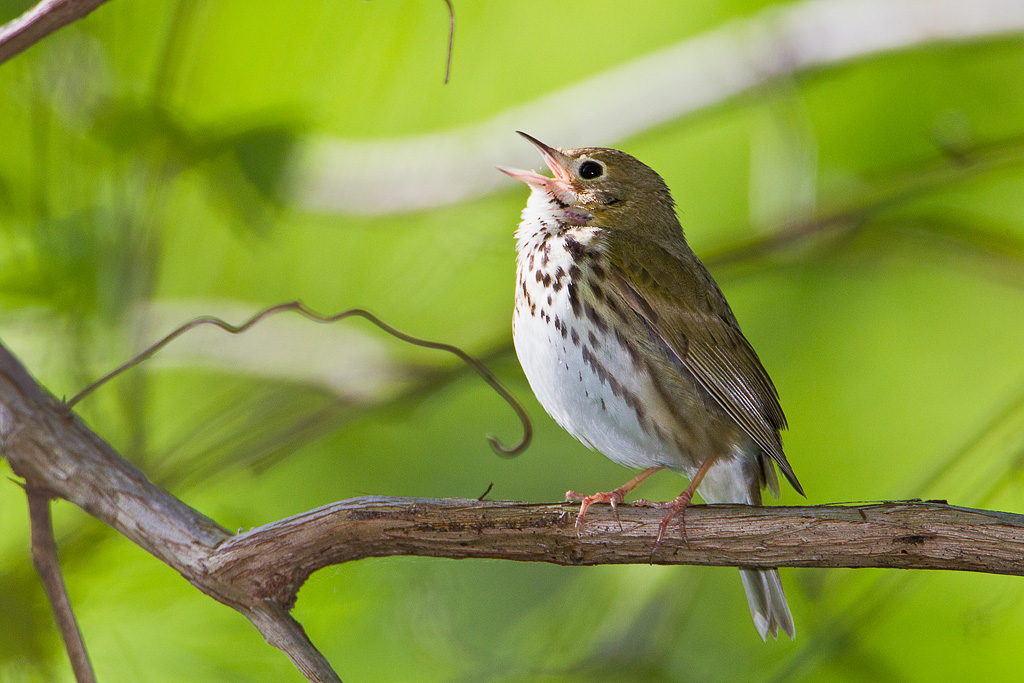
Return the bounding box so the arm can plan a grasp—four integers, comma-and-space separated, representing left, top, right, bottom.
204, 497, 1024, 594
0, 0, 111, 65
3, 333, 1024, 683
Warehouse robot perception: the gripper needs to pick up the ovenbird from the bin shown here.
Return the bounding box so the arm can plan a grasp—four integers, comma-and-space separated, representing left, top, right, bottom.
500, 132, 803, 641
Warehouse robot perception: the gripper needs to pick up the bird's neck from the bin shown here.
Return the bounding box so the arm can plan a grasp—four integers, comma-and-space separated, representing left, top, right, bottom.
515, 188, 595, 249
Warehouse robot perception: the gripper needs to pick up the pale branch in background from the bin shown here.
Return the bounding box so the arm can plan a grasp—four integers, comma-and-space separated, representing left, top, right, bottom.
705, 135, 1024, 269
4, 340, 1024, 682
293, 0, 1024, 214
0, 0, 111, 64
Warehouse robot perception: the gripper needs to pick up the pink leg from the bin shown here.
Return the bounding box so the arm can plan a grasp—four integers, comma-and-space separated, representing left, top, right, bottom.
637, 455, 716, 554
565, 466, 664, 532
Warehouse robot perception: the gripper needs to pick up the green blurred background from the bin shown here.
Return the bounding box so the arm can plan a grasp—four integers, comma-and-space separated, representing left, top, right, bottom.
3, 0, 1024, 681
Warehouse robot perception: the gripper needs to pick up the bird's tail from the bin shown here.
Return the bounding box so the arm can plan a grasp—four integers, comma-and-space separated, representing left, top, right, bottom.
696, 453, 796, 641
739, 568, 794, 641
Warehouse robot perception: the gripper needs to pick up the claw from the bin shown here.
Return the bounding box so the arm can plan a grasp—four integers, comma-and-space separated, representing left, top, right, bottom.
565, 466, 665, 535
651, 490, 695, 556
566, 489, 625, 534
649, 454, 716, 557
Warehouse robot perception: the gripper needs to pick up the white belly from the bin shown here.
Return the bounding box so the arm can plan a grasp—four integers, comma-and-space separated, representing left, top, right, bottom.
512, 229, 690, 473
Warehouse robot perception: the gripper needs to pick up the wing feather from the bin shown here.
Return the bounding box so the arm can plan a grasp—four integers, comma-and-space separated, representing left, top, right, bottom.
606, 236, 803, 495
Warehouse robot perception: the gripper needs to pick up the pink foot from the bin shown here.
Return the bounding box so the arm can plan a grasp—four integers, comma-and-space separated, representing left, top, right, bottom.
635, 491, 695, 555
565, 489, 625, 533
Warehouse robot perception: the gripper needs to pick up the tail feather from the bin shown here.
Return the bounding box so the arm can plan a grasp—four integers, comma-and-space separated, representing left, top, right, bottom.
696, 452, 797, 640
739, 568, 794, 641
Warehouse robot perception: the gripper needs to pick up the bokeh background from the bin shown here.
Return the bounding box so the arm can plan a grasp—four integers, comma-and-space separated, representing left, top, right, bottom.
3, 0, 1024, 681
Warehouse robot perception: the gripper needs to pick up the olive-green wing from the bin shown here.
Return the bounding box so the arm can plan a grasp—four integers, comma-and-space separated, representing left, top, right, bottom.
606, 235, 803, 495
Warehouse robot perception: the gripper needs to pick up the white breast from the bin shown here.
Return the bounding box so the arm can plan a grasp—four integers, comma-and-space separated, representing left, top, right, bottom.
512, 189, 694, 474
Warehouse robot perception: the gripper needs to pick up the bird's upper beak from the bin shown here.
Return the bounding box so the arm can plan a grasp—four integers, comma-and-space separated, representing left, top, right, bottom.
498, 131, 573, 189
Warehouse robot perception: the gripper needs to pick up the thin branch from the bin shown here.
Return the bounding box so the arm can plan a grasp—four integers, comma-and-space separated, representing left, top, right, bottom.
246, 603, 342, 683
0, 0, 111, 65
26, 486, 97, 683
442, 0, 454, 84
65, 302, 531, 457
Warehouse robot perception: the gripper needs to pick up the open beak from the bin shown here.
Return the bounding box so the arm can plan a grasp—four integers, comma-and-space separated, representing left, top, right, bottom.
498, 131, 573, 189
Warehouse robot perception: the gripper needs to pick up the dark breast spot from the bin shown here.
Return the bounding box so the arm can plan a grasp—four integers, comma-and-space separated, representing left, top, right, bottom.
584, 303, 607, 333
567, 282, 581, 316
606, 296, 622, 318
564, 235, 585, 260
616, 329, 641, 365
551, 266, 567, 292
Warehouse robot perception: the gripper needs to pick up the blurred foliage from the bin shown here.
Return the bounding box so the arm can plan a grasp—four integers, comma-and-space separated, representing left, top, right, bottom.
2, 1, 1024, 682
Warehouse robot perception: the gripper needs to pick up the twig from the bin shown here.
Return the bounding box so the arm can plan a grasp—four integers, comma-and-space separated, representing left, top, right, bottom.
26, 485, 97, 683
443, 0, 454, 84
65, 301, 531, 457
0, 0, 112, 65
246, 603, 342, 683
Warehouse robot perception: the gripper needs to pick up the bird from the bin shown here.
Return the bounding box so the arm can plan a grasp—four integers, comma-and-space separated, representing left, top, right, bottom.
499, 132, 803, 641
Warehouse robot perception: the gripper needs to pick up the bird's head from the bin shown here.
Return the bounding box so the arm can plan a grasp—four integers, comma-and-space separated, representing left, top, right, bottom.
499, 131, 677, 234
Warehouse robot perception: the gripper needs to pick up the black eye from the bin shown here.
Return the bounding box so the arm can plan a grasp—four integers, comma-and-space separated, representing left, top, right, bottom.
578, 160, 604, 179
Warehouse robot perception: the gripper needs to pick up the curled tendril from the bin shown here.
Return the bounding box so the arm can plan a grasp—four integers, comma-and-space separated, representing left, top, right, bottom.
66, 301, 531, 457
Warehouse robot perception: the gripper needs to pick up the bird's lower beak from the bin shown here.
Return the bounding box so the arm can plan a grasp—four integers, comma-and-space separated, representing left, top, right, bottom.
498, 131, 573, 190
497, 166, 556, 189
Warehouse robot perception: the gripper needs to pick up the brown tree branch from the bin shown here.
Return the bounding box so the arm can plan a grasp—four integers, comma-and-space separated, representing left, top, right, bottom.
204, 497, 1024, 590
0, 0, 111, 65
4, 335, 1024, 682
26, 485, 97, 683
